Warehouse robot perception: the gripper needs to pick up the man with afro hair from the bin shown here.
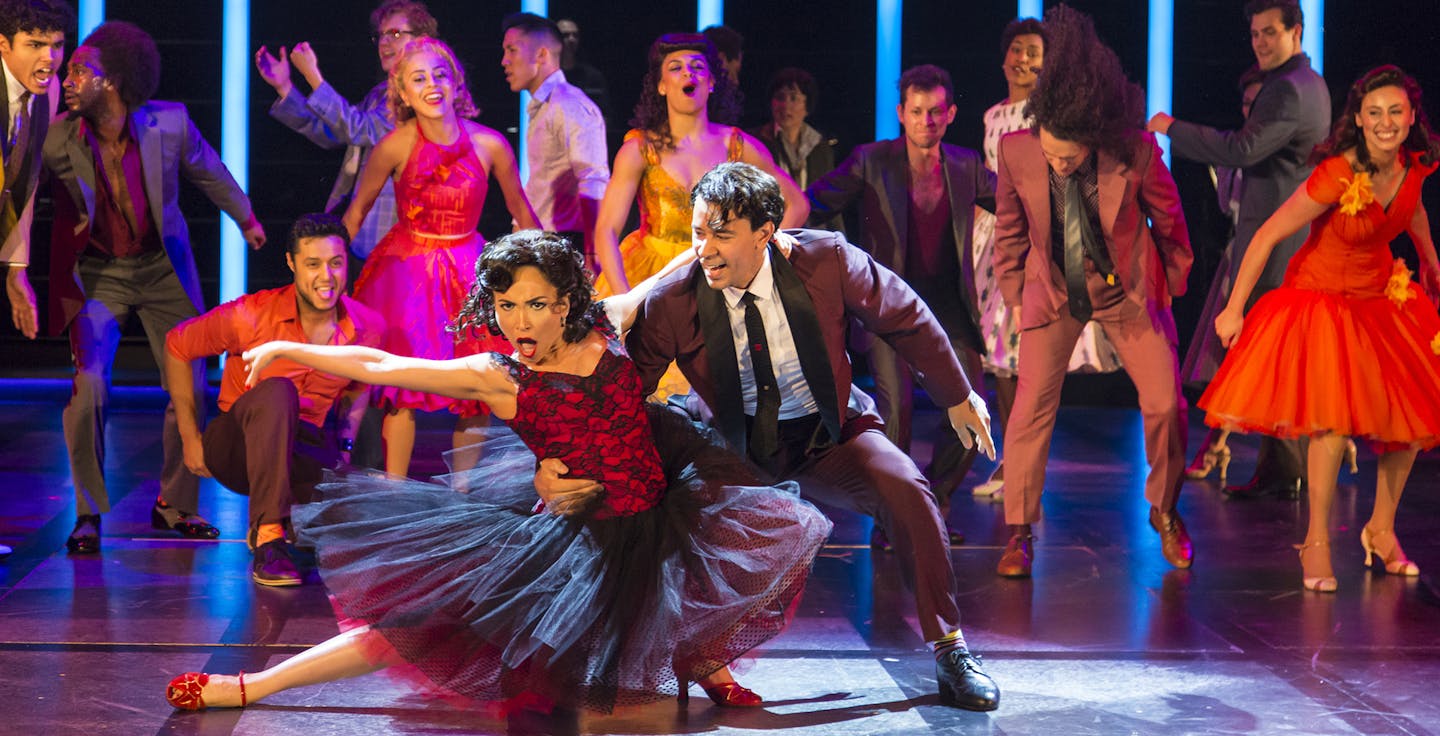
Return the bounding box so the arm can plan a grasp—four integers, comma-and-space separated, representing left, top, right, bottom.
37, 20, 265, 554
991, 5, 1194, 577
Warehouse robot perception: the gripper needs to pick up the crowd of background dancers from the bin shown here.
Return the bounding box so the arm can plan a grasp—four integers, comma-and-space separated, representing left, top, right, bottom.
1, 0, 1438, 718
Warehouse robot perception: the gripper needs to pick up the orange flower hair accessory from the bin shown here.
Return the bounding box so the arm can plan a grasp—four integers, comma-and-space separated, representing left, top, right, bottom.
1337, 171, 1375, 216
1386, 259, 1417, 308
1431, 331, 1440, 355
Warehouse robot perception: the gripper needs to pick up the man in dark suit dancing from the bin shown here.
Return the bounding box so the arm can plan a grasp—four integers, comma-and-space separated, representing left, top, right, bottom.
10, 21, 264, 553
541, 161, 1002, 711
1148, 0, 1329, 498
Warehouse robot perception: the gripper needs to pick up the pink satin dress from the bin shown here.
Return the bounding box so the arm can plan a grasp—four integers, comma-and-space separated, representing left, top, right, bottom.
353, 124, 508, 416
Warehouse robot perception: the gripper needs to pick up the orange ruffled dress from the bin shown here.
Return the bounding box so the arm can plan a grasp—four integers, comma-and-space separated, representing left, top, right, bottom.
1199, 153, 1440, 450
353, 124, 509, 417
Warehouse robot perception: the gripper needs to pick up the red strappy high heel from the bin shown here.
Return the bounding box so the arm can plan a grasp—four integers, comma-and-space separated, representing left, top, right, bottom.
166, 671, 246, 710
701, 681, 763, 707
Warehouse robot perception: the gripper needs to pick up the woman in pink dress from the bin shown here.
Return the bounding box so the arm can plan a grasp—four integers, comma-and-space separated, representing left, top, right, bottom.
345, 37, 539, 476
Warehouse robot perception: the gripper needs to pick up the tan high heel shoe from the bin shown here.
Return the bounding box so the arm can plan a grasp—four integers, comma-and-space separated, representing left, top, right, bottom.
1184, 443, 1232, 481
1361, 526, 1420, 576
1343, 440, 1359, 474
1295, 540, 1337, 592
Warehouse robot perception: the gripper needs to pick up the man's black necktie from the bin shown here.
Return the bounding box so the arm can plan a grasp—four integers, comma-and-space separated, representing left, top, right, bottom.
743, 292, 780, 459
1062, 175, 1093, 322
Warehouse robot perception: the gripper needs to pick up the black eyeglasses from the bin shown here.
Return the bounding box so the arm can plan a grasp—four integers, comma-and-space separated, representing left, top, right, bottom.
372, 29, 415, 45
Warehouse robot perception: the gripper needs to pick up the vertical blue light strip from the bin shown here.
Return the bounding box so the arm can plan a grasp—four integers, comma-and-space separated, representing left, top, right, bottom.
1017, 0, 1042, 20
517, 0, 548, 184
1301, 0, 1323, 76
77, 0, 104, 39
220, 0, 249, 304
875, 0, 900, 140
1147, 0, 1174, 163
697, 0, 723, 30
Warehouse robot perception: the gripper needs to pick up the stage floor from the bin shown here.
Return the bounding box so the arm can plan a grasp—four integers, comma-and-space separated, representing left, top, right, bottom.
1, 379, 1437, 736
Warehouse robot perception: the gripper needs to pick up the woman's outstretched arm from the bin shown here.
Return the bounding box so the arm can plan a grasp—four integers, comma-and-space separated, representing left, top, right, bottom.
242, 342, 513, 408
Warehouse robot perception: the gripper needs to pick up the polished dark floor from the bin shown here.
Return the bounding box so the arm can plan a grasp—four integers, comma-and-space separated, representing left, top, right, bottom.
2, 378, 1438, 736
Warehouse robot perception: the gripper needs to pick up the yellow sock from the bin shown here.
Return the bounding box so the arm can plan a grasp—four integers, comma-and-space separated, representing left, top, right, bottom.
254, 523, 285, 548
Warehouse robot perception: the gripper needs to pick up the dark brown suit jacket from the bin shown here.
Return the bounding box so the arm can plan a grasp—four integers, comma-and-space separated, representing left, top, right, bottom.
626, 228, 972, 451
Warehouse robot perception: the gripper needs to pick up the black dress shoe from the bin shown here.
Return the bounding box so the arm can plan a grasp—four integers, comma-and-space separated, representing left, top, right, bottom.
870, 525, 894, 552
1223, 475, 1303, 500
936, 647, 1000, 711
151, 502, 220, 539
252, 539, 302, 587
66, 514, 102, 554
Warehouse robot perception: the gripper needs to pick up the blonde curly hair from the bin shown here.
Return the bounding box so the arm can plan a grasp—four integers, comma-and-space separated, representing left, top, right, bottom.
386, 36, 480, 122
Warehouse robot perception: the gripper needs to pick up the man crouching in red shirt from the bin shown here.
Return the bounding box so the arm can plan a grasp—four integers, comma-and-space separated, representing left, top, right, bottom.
165, 213, 385, 586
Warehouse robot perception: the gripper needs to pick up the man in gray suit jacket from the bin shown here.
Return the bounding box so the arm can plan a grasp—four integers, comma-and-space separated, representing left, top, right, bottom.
807, 64, 996, 515
1149, 0, 1329, 498
13, 22, 265, 553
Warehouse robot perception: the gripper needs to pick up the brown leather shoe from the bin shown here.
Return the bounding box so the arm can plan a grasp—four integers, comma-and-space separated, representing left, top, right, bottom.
1149, 507, 1193, 569
995, 527, 1033, 577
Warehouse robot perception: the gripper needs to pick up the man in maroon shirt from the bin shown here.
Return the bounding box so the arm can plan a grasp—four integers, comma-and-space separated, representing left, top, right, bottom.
26, 21, 265, 554
806, 64, 996, 546
166, 213, 383, 586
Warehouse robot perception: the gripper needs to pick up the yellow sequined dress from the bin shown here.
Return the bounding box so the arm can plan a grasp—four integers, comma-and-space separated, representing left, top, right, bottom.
600, 127, 744, 398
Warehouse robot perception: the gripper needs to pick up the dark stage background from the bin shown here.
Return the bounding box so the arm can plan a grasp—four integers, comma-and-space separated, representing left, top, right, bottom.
4, 0, 1440, 392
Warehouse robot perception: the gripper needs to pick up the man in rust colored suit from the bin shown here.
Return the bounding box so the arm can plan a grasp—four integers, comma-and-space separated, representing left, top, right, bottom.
991, 5, 1193, 577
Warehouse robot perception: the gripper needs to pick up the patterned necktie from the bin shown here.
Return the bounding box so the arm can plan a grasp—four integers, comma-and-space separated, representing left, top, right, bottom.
742, 292, 780, 459
1062, 175, 1093, 322
8, 92, 30, 154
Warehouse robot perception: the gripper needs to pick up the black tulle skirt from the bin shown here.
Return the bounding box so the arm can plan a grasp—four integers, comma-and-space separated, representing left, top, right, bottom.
293, 403, 832, 712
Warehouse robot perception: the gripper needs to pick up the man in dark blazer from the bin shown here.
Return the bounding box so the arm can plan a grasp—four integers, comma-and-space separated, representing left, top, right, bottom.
1148, 0, 1329, 499
0, 0, 68, 339
806, 64, 996, 508
10, 22, 264, 553
612, 162, 1000, 711
994, 5, 1192, 578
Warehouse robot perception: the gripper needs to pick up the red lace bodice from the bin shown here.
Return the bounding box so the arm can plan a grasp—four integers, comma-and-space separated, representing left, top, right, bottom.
493, 320, 666, 518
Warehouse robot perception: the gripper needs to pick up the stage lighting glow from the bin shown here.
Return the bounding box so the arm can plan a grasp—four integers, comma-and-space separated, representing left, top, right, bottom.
698, 0, 723, 30
78, 0, 103, 39
875, 0, 900, 140
517, 0, 548, 182
1018, 0, 1041, 19
220, 0, 249, 307
1302, 0, 1323, 75
1148, 0, 1174, 163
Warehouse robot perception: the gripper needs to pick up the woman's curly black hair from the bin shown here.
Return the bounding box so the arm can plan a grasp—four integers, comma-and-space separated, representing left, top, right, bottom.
629, 32, 741, 150
1310, 65, 1440, 174
451, 230, 598, 344
1025, 4, 1145, 165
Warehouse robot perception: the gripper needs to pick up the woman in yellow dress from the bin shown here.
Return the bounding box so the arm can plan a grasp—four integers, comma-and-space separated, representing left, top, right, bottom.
595, 33, 808, 298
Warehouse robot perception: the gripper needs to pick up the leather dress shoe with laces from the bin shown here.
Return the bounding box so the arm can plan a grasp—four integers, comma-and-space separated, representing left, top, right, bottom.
936, 647, 1000, 711
152, 502, 220, 539
66, 514, 102, 554
252, 539, 302, 587
1149, 507, 1193, 569
995, 526, 1033, 577
1223, 475, 1303, 500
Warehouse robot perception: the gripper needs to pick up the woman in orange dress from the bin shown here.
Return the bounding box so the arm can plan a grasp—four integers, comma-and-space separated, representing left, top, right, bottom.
1200, 65, 1440, 592
345, 37, 539, 476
